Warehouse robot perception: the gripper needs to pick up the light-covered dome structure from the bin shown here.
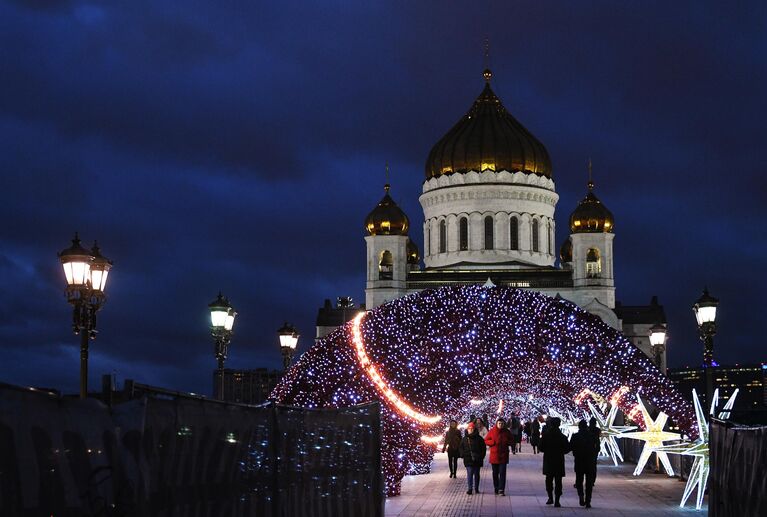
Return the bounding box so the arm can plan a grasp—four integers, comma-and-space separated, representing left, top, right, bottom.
274, 285, 694, 496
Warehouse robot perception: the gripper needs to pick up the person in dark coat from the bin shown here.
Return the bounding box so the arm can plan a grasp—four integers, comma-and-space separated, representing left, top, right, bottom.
570, 419, 600, 508
460, 422, 486, 494
509, 413, 521, 454
538, 417, 571, 507
484, 418, 513, 495
530, 415, 542, 454
442, 419, 463, 478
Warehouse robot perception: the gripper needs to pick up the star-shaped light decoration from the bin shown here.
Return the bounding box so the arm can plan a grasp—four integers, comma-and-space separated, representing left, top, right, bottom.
587, 402, 636, 466
655, 388, 738, 510
620, 395, 681, 476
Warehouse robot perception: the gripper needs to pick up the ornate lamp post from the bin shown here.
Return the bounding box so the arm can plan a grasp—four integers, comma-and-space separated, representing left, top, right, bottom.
58, 234, 113, 399
209, 293, 236, 399
648, 323, 667, 371
693, 288, 718, 407
278, 322, 299, 371
693, 288, 718, 367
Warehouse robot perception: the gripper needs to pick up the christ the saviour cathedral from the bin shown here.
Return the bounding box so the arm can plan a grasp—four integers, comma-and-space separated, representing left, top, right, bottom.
316, 69, 667, 370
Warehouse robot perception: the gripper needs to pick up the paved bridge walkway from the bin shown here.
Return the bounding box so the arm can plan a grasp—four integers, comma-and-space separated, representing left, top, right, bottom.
385, 450, 705, 516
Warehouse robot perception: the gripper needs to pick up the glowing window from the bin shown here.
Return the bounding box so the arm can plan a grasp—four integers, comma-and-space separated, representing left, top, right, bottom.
379, 250, 393, 280
586, 247, 601, 278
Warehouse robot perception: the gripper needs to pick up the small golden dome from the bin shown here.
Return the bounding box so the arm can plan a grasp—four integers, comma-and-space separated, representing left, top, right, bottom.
569, 181, 614, 233
559, 238, 573, 263
365, 184, 410, 235
407, 238, 420, 265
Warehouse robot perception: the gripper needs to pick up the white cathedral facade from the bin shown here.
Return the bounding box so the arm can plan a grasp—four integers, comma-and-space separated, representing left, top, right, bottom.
318, 69, 667, 371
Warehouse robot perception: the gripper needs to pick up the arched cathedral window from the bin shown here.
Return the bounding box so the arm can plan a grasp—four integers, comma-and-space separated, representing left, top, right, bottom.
509, 216, 519, 250
459, 217, 468, 251
586, 248, 601, 278
532, 219, 539, 253
379, 250, 393, 280
439, 220, 447, 253
484, 216, 494, 250
547, 220, 553, 255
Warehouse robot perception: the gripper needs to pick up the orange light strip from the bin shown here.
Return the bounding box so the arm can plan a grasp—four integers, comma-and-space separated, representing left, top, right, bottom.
420, 434, 443, 444
351, 313, 442, 425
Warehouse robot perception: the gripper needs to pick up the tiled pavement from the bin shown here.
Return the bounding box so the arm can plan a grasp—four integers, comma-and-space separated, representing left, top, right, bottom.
384, 450, 706, 516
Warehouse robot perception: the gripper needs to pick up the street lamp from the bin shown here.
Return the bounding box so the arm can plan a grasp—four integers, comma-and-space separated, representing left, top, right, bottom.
278, 322, 299, 370
693, 288, 718, 367
58, 234, 113, 399
693, 287, 718, 409
648, 323, 667, 370
209, 292, 236, 399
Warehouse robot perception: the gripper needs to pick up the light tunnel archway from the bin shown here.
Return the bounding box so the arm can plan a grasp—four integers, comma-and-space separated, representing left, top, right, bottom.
272, 285, 695, 496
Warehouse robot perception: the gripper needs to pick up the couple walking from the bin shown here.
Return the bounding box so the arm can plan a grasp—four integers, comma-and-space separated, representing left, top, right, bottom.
443, 417, 514, 495
539, 417, 600, 508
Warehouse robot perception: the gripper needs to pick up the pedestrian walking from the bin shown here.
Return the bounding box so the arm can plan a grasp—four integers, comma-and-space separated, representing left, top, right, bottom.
484, 418, 513, 495
460, 422, 486, 495
570, 419, 599, 508
442, 419, 463, 478
474, 417, 489, 439
538, 416, 571, 507
509, 412, 521, 454
530, 415, 542, 454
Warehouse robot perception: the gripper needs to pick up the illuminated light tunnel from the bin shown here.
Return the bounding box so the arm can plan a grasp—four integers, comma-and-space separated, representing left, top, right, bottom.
271, 285, 695, 496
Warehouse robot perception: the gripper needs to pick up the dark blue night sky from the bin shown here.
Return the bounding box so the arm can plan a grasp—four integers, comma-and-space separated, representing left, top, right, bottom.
1, 1, 765, 396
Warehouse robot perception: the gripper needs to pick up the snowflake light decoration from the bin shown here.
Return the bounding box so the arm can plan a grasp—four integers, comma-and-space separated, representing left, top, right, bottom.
655, 388, 738, 510
621, 395, 681, 476
271, 285, 696, 495
588, 402, 635, 465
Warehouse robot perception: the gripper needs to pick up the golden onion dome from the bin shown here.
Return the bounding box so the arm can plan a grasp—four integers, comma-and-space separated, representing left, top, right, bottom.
406, 238, 420, 265
425, 69, 552, 180
559, 238, 573, 263
365, 184, 410, 235
569, 181, 614, 233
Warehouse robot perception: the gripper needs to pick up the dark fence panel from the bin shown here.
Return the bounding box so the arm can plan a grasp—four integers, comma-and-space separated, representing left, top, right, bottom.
709, 417, 767, 517
0, 383, 383, 517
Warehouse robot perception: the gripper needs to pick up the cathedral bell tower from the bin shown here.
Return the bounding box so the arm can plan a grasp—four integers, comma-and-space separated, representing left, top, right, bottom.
364, 183, 413, 309
568, 173, 616, 310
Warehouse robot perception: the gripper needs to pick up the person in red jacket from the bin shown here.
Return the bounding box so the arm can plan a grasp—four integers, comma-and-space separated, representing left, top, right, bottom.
484, 417, 514, 495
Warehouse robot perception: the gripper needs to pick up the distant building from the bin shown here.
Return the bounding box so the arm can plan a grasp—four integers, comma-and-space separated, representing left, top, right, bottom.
315, 298, 364, 340
667, 363, 766, 410
213, 368, 282, 404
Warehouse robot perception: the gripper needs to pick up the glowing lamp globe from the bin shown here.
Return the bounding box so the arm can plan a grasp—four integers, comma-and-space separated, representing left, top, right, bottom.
649, 323, 667, 347
208, 293, 232, 329
278, 322, 299, 350
89, 242, 113, 293
224, 310, 237, 332
58, 234, 93, 288
693, 289, 718, 326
